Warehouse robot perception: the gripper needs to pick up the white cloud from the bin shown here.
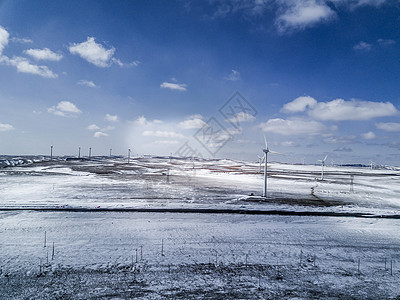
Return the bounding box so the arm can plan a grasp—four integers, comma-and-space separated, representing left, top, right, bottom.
128, 60, 140, 67
24, 48, 63, 61
105, 114, 118, 122
69, 37, 116, 67
0, 56, 57, 78
0, 26, 9, 54
353, 39, 395, 51
375, 122, 400, 132
77, 80, 97, 88
324, 135, 356, 144
353, 41, 372, 51
94, 131, 109, 138
282, 96, 398, 121
276, 0, 336, 33
154, 140, 180, 145
133, 116, 148, 126
88, 124, 115, 132
308, 99, 398, 121
56, 101, 81, 113
160, 82, 187, 91
226, 112, 256, 123
224, 69, 241, 81
0, 123, 14, 131
281, 141, 296, 147
111, 57, 123, 67
142, 130, 184, 139
258, 118, 328, 136
345, 0, 387, 8
132, 116, 163, 126
227, 127, 242, 136
87, 124, 100, 131
111, 57, 140, 68
333, 146, 352, 152
281, 96, 317, 113
377, 38, 396, 46
48, 101, 82, 117
10, 37, 33, 44
206, 1, 391, 34
361, 131, 376, 139
179, 115, 206, 129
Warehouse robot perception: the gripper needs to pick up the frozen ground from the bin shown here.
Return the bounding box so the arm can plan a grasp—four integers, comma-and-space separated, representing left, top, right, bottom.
0, 156, 399, 299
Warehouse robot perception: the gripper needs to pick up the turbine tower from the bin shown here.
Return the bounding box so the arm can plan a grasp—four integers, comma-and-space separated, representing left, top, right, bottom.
262, 135, 280, 197
318, 155, 328, 180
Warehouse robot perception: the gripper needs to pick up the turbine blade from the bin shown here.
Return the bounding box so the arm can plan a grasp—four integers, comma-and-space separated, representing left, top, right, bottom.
263, 134, 268, 150
270, 150, 283, 155
323, 154, 328, 162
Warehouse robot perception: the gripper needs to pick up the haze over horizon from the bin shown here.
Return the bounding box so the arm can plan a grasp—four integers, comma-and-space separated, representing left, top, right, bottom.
0, 1, 399, 166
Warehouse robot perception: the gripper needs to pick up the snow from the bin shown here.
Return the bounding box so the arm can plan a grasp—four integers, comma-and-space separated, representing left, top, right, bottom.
0, 156, 399, 298
1, 156, 399, 214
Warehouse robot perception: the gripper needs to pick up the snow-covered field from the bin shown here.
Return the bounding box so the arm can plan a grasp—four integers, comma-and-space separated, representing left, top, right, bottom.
1, 156, 399, 299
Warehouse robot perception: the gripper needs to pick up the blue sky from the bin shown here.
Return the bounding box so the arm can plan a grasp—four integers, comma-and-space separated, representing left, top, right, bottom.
0, 0, 399, 165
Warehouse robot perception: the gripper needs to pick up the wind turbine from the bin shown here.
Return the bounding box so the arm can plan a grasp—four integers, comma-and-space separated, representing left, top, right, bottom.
318, 155, 328, 180
262, 135, 281, 198
257, 155, 265, 173
369, 160, 374, 170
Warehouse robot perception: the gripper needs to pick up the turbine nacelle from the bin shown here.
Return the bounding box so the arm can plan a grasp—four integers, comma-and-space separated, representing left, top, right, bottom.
318, 155, 328, 165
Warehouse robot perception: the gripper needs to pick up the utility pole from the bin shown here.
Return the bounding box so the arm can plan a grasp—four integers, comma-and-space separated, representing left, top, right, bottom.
50, 145, 53, 160
89, 147, 92, 159
128, 149, 131, 163
78, 147, 81, 158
